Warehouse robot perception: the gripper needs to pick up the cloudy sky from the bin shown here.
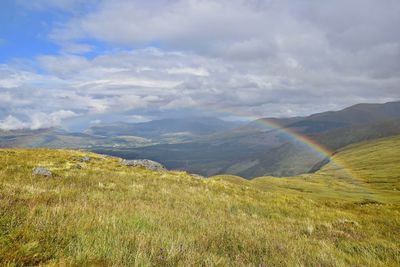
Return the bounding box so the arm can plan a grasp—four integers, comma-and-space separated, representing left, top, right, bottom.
0, 0, 399, 130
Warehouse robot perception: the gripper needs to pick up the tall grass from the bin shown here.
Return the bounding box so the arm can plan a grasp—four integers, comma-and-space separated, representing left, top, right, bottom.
0, 136, 399, 266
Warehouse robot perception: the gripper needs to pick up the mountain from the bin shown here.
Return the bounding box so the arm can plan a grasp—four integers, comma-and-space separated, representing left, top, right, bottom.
285, 101, 400, 134
241, 116, 304, 131
1, 135, 399, 265
233, 118, 400, 178
85, 117, 242, 142
95, 101, 400, 178
1, 101, 400, 178
0, 128, 152, 149
312, 118, 400, 150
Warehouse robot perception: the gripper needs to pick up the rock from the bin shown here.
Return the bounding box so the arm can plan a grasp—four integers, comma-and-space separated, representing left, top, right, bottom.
79, 156, 91, 162
100, 154, 114, 159
190, 173, 206, 179
32, 167, 52, 177
121, 159, 166, 171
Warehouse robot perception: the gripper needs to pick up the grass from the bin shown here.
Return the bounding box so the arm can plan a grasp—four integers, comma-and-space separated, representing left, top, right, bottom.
0, 136, 399, 266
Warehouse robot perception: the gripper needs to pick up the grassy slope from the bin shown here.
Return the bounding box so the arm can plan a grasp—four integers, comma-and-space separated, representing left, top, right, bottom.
249, 135, 400, 202
0, 136, 399, 266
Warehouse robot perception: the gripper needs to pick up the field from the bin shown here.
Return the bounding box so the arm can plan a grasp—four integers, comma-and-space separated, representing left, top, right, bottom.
0, 136, 399, 266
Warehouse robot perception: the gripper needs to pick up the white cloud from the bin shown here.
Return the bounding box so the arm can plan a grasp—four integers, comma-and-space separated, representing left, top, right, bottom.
50, 0, 271, 53
125, 115, 150, 123
0, 110, 77, 130
166, 67, 209, 76
1, 1, 400, 130
161, 96, 197, 110
0, 116, 29, 131
90, 119, 101, 124
29, 110, 78, 129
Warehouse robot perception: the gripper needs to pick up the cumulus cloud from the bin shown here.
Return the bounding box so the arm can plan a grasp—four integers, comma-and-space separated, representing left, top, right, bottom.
0, 110, 77, 130
0, 116, 29, 131
1, 0, 400, 130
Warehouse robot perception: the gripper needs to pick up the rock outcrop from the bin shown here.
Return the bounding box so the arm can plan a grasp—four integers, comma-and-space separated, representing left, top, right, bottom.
121, 159, 166, 171
79, 156, 91, 162
190, 173, 206, 179
32, 167, 52, 177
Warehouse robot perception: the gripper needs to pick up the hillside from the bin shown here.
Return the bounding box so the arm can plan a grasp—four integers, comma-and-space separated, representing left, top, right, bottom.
313, 119, 400, 150
286, 101, 400, 134
85, 117, 241, 142
0, 136, 399, 265
94, 101, 400, 178
249, 135, 400, 202
230, 119, 400, 178
111, 117, 400, 178
1, 102, 400, 179
0, 128, 153, 149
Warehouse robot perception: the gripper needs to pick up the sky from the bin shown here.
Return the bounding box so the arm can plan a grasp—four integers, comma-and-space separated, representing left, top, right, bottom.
0, 0, 399, 131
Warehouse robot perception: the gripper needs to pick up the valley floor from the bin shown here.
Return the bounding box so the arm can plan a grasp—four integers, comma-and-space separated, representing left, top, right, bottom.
0, 136, 399, 266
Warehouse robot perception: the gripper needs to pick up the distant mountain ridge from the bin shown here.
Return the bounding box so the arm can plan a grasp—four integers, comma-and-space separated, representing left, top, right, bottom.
0, 127, 152, 149
1, 101, 400, 178
278, 101, 400, 134
85, 117, 242, 142
94, 101, 400, 178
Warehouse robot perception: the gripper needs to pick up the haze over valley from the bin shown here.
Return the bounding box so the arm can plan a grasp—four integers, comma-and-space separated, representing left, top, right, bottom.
2, 101, 400, 178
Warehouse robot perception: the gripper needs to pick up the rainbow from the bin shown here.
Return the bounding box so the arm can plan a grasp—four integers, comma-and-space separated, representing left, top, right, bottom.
195, 104, 358, 180
251, 117, 355, 177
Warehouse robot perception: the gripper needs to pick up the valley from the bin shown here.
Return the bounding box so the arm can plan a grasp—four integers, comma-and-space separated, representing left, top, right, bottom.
2, 101, 399, 178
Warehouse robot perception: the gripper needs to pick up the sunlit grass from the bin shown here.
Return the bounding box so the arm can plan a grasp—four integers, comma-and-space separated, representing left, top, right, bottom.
0, 136, 399, 266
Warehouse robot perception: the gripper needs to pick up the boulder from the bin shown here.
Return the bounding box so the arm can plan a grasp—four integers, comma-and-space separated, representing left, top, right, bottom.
32, 167, 52, 177
121, 159, 166, 171
190, 173, 206, 179
79, 156, 91, 162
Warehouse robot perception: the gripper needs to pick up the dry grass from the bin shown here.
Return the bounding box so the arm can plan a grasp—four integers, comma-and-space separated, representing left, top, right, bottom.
0, 136, 399, 266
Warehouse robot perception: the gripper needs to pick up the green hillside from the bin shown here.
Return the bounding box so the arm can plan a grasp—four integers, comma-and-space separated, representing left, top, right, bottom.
0, 136, 399, 266
106, 105, 400, 178
247, 135, 400, 203
2, 102, 400, 179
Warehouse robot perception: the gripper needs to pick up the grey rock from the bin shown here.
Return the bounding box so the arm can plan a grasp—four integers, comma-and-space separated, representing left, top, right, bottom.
121, 159, 166, 171
79, 156, 91, 162
190, 173, 206, 179
32, 167, 52, 177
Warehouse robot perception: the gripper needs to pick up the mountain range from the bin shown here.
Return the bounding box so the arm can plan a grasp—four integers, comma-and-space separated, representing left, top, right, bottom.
1, 101, 400, 178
